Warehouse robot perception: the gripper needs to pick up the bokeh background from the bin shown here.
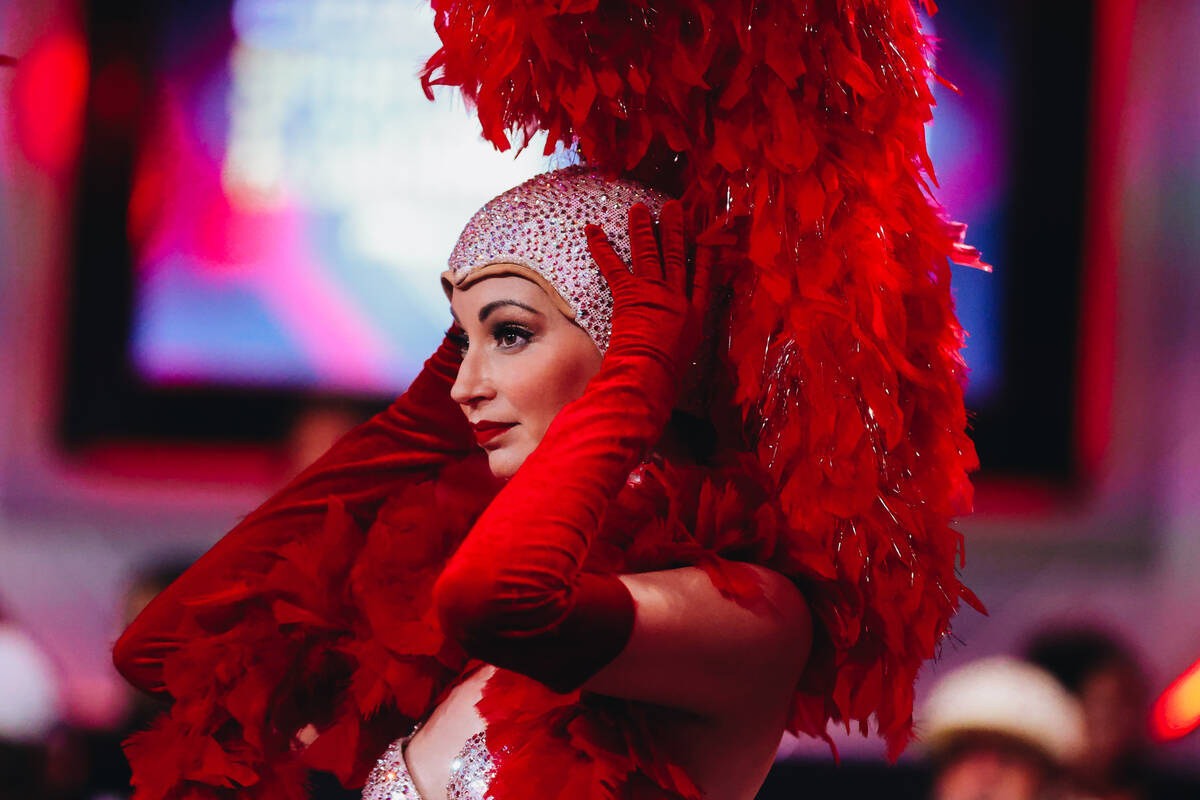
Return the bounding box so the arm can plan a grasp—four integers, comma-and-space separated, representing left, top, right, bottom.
0, 0, 1197, 797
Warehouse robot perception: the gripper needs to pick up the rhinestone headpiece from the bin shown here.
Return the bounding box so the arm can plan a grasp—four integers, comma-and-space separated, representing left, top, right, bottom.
444, 166, 670, 353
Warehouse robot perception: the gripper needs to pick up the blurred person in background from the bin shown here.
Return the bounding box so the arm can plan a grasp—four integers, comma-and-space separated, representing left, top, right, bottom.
284, 398, 371, 482
283, 401, 367, 798
919, 656, 1085, 800
1025, 627, 1200, 800
0, 615, 64, 800
66, 559, 192, 800
76, 407, 364, 800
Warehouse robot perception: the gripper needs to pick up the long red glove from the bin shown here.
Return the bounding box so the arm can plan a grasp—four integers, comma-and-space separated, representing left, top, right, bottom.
433, 200, 709, 692
113, 332, 477, 693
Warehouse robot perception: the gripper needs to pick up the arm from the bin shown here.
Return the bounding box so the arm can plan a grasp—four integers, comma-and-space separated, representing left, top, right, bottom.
434, 202, 811, 714
600, 565, 810, 717
114, 332, 475, 693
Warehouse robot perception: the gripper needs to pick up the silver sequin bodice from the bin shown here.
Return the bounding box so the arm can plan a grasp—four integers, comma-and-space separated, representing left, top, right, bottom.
362, 731, 496, 800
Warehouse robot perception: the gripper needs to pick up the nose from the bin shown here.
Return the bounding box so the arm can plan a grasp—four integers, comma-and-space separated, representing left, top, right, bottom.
450, 343, 495, 408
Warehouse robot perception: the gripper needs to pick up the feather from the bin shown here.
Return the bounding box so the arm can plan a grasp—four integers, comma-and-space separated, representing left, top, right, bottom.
423, 0, 985, 755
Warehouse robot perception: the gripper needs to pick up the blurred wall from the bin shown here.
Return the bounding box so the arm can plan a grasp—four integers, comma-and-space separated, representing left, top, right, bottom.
905, 0, 1200, 766
0, 0, 280, 728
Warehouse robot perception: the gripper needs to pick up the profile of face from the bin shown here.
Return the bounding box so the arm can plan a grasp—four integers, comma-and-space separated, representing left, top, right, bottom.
934, 740, 1049, 800
450, 273, 603, 479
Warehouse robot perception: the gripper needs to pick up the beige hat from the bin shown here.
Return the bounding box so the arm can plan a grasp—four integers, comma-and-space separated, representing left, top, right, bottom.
918, 656, 1085, 765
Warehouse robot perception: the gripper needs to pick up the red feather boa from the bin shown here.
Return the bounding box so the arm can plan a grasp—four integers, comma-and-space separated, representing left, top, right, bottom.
123, 454, 974, 798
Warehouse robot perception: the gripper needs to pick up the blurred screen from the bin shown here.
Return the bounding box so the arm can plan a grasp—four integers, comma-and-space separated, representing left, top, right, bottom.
127, 0, 1005, 402
925, 4, 1009, 405
128, 0, 554, 394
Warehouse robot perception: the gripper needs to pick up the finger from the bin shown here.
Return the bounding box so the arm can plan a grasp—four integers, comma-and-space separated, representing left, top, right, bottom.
627, 203, 664, 281
586, 224, 632, 292
658, 200, 686, 294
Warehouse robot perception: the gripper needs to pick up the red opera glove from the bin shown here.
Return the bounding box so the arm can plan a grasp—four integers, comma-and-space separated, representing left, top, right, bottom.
113, 331, 476, 693
434, 200, 710, 692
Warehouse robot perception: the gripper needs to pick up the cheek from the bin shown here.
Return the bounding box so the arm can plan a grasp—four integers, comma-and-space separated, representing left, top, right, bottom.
510, 343, 599, 433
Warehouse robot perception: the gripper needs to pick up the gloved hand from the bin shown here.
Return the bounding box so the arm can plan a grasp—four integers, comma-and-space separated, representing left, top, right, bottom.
114, 330, 477, 693
589, 199, 709, 428
434, 200, 710, 692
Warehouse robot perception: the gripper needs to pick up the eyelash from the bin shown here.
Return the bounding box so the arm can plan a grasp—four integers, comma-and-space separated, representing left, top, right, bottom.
494, 322, 533, 350
453, 322, 533, 355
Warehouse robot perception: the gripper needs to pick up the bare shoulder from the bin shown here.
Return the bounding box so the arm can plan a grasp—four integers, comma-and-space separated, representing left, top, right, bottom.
621, 563, 810, 648
585, 564, 812, 719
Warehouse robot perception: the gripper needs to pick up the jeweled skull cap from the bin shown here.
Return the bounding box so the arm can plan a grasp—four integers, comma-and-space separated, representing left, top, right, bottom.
444, 165, 670, 353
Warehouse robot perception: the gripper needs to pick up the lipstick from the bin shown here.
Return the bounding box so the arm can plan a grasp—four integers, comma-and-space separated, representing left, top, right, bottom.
472, 420, 516, 446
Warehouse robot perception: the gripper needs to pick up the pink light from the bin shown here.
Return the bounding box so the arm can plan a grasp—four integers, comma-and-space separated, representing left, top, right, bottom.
13, 31, 89, 173
1150, 656, 1200, 741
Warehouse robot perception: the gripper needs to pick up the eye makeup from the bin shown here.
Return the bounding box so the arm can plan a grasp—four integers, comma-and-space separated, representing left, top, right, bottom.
478, 299, 542, 323
491, 321, 534, 351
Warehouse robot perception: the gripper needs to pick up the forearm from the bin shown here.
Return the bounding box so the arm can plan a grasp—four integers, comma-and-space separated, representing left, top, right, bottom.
432, 380, 656, 689
434, 200, 701, 693
114, 336, 473, 692
435, 358, 664, 610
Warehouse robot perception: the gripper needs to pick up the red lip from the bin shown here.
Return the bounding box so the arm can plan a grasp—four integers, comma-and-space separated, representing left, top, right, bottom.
472, 420, 516, 446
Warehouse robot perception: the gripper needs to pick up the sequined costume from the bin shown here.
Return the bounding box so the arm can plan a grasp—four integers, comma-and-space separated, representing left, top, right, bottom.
444, 167, 669, 354
113, 0, 986, 798
362, 731, 497, 800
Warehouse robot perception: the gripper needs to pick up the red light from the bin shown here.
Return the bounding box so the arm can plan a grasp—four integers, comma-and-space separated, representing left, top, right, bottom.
1150, 656, 1200, 741
12, 31, 89, 173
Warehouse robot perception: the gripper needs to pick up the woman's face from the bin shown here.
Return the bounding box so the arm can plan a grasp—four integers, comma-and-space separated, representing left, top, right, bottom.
450, 273, 603, 479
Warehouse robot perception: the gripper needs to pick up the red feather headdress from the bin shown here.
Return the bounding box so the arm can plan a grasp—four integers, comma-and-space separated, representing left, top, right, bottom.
423, 0, 987, 756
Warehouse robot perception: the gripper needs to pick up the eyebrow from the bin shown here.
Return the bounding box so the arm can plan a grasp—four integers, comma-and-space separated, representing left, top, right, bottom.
478, 299, 542, 322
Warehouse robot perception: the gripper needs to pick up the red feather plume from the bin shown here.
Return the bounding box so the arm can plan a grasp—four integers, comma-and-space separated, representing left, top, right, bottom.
423, 0, 986, 756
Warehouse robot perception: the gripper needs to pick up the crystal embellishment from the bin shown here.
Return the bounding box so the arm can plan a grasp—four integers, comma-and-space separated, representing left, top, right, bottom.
361, 731, 500, 800
446, 165, 670, 353
362, 738, 421, 800
446, 732, 496, 800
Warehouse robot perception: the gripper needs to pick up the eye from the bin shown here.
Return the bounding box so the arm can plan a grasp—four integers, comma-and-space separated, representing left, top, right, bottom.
447, 329, 469, 357
493, 322, 533, 351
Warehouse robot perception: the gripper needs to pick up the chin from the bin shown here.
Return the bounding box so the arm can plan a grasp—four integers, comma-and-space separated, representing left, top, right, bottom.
485, 447, 531, 481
